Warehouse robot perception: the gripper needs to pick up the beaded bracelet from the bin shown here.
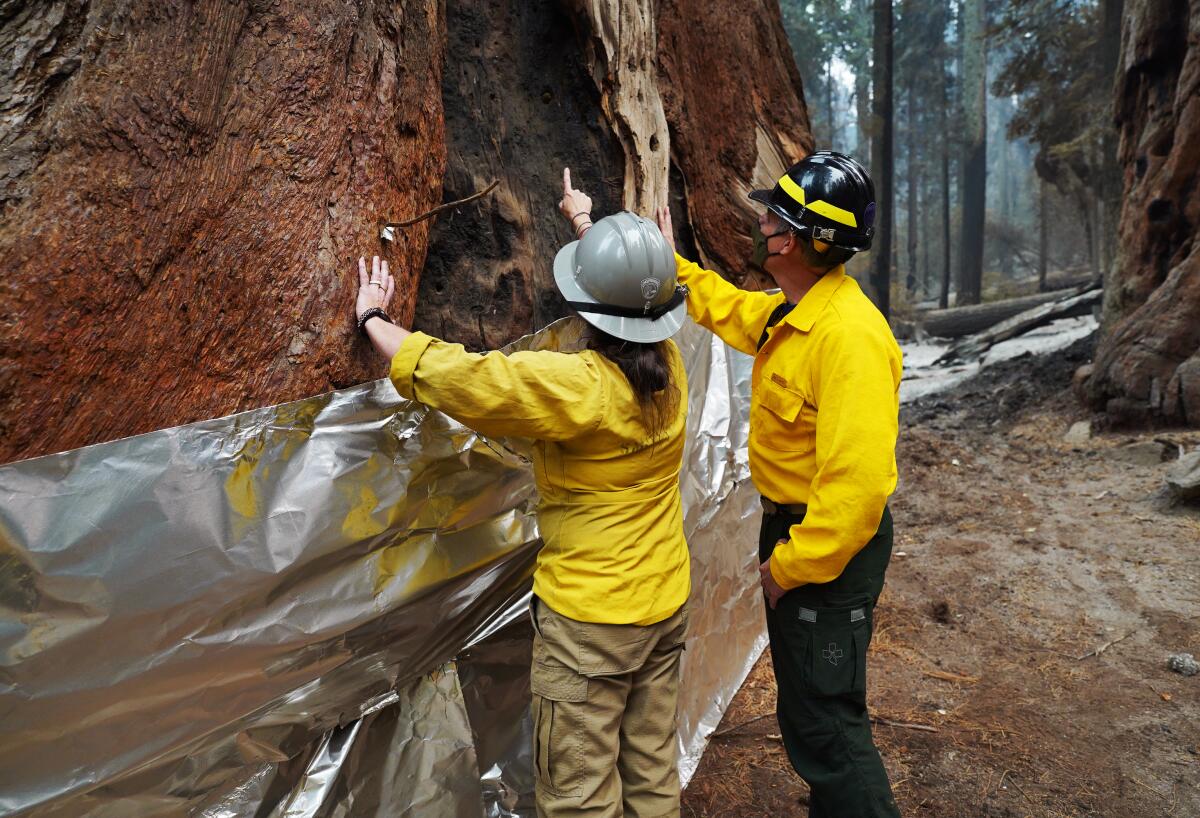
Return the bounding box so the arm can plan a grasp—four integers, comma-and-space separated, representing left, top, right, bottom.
356, 307, 393, 334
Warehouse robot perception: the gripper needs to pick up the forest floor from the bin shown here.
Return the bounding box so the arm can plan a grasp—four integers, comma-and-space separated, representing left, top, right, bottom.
682, 337, 1200, 818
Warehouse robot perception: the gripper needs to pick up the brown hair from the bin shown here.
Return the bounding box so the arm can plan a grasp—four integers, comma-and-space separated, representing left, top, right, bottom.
583, 324, 681, 436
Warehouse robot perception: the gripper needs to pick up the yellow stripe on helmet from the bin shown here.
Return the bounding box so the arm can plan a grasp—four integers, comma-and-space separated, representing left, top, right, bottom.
777, 174, 807, 206
775, 174, 859, 228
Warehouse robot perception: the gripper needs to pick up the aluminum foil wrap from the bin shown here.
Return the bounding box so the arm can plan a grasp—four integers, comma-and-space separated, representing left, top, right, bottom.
0, 316, 766, 817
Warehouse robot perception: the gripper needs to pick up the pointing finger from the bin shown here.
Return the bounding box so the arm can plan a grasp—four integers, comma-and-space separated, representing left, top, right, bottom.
358, 256, 368, 288
563, 167, 571, 194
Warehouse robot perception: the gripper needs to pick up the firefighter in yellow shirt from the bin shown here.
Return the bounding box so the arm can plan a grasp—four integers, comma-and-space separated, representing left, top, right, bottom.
657, 151, 903, 818
352, 169, 691, 817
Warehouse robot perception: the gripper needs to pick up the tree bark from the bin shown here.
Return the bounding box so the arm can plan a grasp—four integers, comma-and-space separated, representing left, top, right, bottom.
1088, 0, 1200, 427
869, 0, 894, 319
957, 0, 986, 305
0, 0, 817, 464
0, 0, 447, 464
1096, 0, 1124, 287
657, 0, 814, 289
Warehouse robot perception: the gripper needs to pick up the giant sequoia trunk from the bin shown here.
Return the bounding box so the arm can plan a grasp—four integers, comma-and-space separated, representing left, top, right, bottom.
1087, 0, 1199, 427
0, 0, 814, 464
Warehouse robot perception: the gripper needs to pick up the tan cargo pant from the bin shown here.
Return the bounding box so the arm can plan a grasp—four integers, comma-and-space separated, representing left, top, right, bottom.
530, 597, 689, 818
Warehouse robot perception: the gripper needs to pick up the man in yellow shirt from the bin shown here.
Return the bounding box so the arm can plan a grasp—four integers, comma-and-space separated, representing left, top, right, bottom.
657, 151, 902, 817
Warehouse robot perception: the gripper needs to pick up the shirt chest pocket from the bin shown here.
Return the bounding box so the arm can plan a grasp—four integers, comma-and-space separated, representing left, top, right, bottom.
760, 376, 805, 421
753, 376, 815, 450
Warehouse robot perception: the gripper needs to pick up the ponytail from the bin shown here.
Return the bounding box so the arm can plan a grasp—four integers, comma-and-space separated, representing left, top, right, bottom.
582, 325, 680, 435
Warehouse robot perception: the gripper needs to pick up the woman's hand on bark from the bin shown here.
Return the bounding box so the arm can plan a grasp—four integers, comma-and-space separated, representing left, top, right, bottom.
356, 255, 394, 321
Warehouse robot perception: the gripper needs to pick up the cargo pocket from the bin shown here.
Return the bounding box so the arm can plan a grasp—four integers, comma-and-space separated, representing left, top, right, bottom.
780, 604, 871, 697
531, 662, 588, 797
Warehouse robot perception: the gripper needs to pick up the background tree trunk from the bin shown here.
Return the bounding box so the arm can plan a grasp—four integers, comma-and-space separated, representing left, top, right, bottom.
906, 81, 919, 294
938, 0, 953, 309
855, 0, 873, 159
869, 0, 894, 318
1038, 176, 1049, 291
1088, 0, 1200, 427
957, 0, 986, 305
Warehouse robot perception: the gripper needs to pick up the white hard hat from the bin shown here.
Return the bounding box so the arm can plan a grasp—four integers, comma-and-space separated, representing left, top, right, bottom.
552, 211, 688, 343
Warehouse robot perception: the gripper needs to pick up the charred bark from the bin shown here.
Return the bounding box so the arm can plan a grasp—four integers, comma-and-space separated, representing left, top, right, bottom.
1088, 0, 1199, 427
413, 0, 625, 349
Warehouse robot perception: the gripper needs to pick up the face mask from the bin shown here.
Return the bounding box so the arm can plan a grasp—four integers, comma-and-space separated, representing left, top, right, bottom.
750, 222, 791, 271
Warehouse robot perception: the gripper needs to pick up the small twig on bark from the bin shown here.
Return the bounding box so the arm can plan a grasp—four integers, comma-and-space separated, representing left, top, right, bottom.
871, 716, 939, 733
380, 180, 500, 237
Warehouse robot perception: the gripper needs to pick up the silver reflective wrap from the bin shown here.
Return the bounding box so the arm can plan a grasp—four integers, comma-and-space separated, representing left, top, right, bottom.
0, 316, 764, 817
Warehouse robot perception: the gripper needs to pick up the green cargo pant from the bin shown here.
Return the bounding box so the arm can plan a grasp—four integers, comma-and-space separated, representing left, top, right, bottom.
761, 504, 901, 818
529, 597, 688, 818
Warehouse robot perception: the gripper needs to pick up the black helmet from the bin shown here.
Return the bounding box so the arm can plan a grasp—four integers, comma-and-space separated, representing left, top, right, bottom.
749, 151, 876, 252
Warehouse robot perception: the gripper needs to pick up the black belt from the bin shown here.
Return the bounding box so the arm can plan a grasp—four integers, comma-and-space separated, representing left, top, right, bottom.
761, 496, 808, 516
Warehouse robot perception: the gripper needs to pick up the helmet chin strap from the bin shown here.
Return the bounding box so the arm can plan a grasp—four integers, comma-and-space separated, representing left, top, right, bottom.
566, 285, 689, 320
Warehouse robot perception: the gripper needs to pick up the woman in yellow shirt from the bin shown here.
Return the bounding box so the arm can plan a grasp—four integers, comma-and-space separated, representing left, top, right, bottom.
353, 170, 691, 817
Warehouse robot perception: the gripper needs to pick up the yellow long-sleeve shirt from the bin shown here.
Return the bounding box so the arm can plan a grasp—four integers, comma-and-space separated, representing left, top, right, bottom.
390, 332, 690, 625
675, 254, 901, 589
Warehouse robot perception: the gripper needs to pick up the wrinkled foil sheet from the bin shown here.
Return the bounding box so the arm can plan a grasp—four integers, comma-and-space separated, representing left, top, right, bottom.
0, 316, 766, 817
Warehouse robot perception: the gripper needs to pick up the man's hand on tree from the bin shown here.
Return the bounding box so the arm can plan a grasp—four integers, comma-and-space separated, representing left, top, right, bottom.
655, 205, 676, 253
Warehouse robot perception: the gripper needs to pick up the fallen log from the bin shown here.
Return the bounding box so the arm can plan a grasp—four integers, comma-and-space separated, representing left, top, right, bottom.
934, 286, 1103, 365
917, 276, 1098, 339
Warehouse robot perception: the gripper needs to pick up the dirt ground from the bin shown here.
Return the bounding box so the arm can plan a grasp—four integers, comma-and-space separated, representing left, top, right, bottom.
682, 338, 1200, 817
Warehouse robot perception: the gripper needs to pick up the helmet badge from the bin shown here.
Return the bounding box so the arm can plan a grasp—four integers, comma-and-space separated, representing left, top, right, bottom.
640, 278, 661, 301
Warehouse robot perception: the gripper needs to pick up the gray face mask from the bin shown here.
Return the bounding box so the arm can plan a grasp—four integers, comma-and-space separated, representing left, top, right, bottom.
750, 222, 791, 271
